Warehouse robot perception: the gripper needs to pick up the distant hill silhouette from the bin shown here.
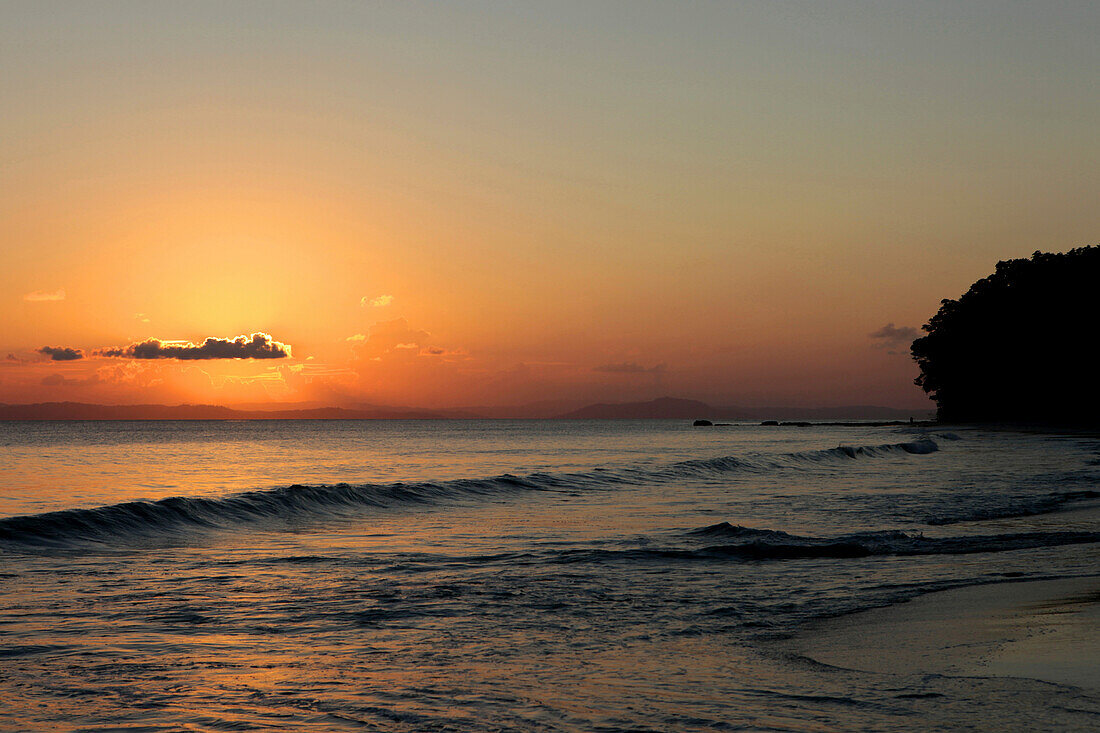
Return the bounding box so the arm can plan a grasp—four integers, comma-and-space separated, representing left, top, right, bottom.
557, 397, 713, 419
0, 399, 928, 422
0, 402, 448, 421
726, 405, 928, 421
555, 398, 924, 420
911, 246, 1100, 423
453, 399, 590, 419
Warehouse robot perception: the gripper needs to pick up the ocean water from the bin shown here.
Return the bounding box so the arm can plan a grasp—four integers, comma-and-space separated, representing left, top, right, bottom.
0, 420, 1098, 731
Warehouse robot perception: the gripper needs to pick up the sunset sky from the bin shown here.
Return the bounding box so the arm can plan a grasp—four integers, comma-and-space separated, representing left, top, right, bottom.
2, 1, 1096, 409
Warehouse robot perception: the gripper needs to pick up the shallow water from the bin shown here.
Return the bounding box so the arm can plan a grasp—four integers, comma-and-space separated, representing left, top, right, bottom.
1, 420, 1098, 730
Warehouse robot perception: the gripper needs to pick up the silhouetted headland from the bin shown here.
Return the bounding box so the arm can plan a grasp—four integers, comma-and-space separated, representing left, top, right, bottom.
912, 246, 1100, 424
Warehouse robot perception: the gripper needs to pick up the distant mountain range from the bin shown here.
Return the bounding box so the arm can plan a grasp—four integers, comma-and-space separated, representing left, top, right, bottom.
0, 402, 448, 421
0, 398, 931, 421
554, 397, 928, 420
557, 397, 713, 419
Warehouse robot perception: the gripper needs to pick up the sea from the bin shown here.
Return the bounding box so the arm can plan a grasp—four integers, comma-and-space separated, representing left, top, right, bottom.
0, 420, 1098, 731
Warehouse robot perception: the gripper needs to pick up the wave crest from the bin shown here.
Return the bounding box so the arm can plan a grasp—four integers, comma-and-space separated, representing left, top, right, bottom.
550, 523, 1100, 563
0, 438, 941, 548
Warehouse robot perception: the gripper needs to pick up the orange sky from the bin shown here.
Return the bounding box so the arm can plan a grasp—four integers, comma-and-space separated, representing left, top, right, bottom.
2, 2, 1097, 409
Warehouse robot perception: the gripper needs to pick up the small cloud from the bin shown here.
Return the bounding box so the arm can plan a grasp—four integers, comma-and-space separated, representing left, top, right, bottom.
869, 323, 920, 354
135, 313, 150, 323
97, 332, 292, 360
361, 294, 394, 308
283, 362, 355, 378
418, 346, 469, 360
418, 346, 467, 359
41, 372, 99, 387
24, 289, 65, 302
348, 318, 431, 358
345, 334, 367, 342
37, 346, 85, 361
593, 362, 668, 374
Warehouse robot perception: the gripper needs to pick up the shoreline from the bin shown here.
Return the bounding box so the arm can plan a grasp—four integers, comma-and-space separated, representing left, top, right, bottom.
786, 576, 1100, 690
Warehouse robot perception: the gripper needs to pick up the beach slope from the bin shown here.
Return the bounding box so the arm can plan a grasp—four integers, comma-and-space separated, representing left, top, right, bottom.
789, 577, 1100, 690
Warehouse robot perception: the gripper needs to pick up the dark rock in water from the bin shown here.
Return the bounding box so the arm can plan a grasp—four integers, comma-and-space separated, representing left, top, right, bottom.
780, 421, 812, 427
761, 420, 779, 426
693, 419, 713, 427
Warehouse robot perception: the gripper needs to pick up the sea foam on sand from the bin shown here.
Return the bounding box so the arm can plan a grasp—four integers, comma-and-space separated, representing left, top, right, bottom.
789, 576, 1100, 690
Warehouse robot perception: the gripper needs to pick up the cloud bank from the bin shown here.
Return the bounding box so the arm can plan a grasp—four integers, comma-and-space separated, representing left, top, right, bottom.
97, 333, 292, 360
38, 346, 84, 361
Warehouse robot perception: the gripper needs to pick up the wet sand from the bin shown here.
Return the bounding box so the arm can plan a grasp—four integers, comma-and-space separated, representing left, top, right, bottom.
790, 576, 1100, 690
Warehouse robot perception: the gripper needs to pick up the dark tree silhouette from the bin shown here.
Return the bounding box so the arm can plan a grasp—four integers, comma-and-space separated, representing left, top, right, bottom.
911, 246, 1100, 423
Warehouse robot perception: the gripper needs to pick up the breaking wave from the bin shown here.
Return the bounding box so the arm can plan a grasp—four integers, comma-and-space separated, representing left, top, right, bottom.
0, 439, 939, 548
925, 490, 1100, 525
547, 522, 1100, 563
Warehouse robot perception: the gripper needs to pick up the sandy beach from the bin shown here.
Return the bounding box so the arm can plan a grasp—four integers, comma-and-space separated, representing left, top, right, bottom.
789, 575, 1100, 690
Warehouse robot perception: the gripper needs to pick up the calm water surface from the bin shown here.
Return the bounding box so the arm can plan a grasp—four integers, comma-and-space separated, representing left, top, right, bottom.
1, 420, 1098, 731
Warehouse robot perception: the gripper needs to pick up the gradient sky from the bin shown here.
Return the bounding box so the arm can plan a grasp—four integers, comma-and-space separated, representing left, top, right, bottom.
2, 1, 1097, 409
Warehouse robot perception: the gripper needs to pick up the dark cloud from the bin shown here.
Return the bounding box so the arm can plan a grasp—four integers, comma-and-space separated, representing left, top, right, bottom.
38, 346, 85, 361
594, 362, 668, 374
869, 323, 920, 346
97, 333, 292, 360
869, 323, 921, 355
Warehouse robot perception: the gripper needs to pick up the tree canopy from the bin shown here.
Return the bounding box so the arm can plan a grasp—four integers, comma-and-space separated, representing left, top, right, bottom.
911, 246, 1100, 423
